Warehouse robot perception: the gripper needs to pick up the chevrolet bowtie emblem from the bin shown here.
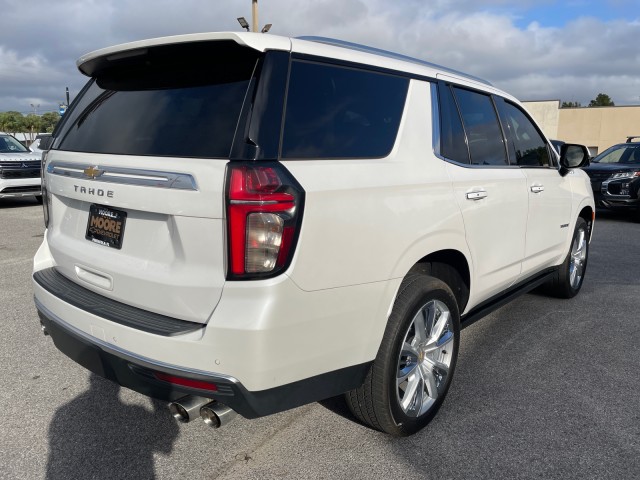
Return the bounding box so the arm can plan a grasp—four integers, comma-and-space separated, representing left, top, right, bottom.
83, 166, 103, 179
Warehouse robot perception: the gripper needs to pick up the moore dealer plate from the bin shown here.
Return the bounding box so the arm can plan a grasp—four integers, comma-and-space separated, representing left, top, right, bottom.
85, 204, 127, 249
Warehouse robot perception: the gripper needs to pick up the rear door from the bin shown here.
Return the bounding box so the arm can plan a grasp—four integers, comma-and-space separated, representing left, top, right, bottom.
44, 41, 262, 323
439, 84, 527, 304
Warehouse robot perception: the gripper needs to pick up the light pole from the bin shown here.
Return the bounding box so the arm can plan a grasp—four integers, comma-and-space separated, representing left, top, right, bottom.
30, 103, 40, 115
252, 0, 258, 33
238, 1, 271, 33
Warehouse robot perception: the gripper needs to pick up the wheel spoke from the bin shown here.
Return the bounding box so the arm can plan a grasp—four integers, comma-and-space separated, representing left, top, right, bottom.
577, 229, 586, 253
429, 310, 450, 344
413, 308, 429, 343
427, 358, 450, 377
401, 342, 419, 358
436, 330, 454, 349
420, 363, 439, 400
579, 235, 587, 261
412, 380, 425, 415
400, 373, 423, 413
397, 361, 418, 387
423, 330, 454, 353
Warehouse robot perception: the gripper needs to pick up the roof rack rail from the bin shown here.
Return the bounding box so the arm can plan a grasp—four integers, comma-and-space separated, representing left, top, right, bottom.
626, 136, 640, 143
296, 36, 492, 86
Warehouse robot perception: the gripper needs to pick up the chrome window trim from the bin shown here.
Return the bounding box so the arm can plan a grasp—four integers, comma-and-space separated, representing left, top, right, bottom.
47, 161, 198, 190
431, 82, 442, 159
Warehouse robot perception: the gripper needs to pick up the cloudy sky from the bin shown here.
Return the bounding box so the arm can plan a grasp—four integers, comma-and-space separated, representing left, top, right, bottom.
1, 0, 639, 114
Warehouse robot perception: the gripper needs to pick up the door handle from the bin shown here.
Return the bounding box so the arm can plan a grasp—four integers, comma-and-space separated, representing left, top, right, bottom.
466, 190, 488, 201
530, 185, 545, 194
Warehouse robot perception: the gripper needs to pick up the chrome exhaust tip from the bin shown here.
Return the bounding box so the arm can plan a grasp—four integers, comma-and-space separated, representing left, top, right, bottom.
200, 401, 238, 428
40, 322, 49, 336
168, 396, 212, 423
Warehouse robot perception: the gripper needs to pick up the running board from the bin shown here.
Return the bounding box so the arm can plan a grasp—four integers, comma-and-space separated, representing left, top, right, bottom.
460, 268, 556, 330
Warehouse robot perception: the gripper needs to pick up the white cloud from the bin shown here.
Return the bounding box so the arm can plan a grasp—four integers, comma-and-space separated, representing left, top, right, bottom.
0, 0, 638, 111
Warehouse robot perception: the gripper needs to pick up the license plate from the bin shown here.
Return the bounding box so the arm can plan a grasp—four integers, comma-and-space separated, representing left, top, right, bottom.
85, 204, 127, 249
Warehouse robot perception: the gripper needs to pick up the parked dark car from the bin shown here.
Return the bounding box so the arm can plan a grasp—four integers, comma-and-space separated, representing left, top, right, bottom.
583, 141, 640, 221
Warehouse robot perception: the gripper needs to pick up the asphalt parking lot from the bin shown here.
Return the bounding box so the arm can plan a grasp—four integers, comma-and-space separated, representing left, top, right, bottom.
1, 197, 639, 480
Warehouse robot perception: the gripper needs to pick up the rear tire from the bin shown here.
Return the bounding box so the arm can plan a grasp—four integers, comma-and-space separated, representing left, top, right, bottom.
345, 274, 460, 436
545, 217, 589, 298
35, 195, 43, 205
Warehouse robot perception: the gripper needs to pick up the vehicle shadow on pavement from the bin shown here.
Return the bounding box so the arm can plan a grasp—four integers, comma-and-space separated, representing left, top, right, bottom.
46, 374, 178, 480
318, 395, 358, 421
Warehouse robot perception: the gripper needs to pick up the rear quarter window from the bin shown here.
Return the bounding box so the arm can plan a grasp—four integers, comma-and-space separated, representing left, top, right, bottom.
281, 61, 409, 159
452, 87, 508, 166
438, 84, 470, 164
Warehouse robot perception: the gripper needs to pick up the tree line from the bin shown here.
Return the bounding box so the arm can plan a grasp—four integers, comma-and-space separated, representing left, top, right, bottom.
0, 111, 61, 143
561, 93, 615, 108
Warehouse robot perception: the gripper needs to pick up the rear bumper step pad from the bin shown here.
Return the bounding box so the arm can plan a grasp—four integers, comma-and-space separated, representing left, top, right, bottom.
33, 267, 204, 336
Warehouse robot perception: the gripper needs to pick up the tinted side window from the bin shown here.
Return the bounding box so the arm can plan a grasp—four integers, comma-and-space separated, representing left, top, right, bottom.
499, 102, 551, 167
281, 61, 409, 159
453, 87, 507, 166
438, 84, 469, 164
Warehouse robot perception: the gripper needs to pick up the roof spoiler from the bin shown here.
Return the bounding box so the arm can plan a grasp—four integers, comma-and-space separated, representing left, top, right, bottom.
626, 136, 640, 143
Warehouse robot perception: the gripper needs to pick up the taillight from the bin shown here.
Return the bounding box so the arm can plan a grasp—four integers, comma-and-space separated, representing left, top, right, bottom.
226, 163, 304, 279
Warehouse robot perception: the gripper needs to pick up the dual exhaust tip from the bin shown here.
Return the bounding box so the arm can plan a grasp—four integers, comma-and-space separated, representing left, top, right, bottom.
169, 396, 237, 428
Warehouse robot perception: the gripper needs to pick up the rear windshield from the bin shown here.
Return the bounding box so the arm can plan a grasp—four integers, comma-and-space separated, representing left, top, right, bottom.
56, 41, 259, 158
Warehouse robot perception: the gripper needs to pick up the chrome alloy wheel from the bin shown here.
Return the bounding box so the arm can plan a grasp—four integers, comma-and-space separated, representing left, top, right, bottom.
396, 299, 454, 417
569, 225, 587, 289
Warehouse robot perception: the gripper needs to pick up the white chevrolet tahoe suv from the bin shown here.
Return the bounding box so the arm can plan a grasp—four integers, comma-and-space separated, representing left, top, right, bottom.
33, 32, 594, 436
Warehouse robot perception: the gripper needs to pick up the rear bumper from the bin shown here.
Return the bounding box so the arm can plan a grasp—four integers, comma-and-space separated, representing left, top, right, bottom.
36, 299, 370, 418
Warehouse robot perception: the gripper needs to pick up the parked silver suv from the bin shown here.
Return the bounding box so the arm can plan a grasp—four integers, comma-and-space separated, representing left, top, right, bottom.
0, 133, 42, 202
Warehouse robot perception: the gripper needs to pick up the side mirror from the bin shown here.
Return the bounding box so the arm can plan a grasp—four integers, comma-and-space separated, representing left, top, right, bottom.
38, 136, 54, 151
559, 144, 590, 176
